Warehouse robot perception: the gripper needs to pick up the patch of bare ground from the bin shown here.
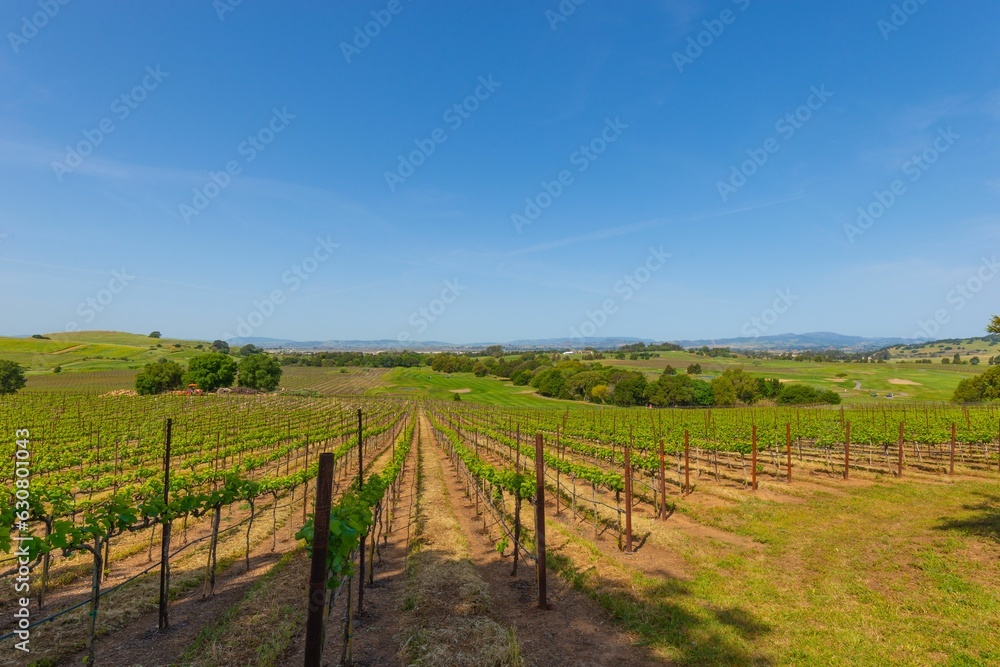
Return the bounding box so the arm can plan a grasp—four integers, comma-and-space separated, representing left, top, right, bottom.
427, 414, 668, 667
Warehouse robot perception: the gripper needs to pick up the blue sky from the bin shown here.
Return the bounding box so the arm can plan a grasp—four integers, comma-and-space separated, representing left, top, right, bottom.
1, 1, 999, 344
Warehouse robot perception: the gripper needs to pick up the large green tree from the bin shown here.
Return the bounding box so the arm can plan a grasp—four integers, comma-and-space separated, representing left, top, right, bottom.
953, 366, 1000, 403
183, 352, 238, 391
712, 367, 761, 405
609, 371, 648, 406
646, 374, 695, 407
238, 353, 283, 391
531, 368, 567, 398
135, 359, 184, 395
0, 360, 27, 395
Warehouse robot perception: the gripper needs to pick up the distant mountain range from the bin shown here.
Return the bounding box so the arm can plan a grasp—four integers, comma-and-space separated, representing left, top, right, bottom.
226, 336, 654, 351
674, 332, 915, 352
228, 332, 913, 353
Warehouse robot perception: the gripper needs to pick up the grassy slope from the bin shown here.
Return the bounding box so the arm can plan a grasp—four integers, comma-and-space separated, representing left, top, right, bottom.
0, 330, 209, 375
887, 336, 1000, 362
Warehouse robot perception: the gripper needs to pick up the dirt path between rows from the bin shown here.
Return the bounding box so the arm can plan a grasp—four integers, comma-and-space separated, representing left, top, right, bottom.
424, 412, 667, 667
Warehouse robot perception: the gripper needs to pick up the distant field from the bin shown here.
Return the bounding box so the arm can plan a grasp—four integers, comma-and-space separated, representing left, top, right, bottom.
587, 352, 980, 403
23, 368, 138, 393
369, 367, 592, 407
279, 366, 388, 395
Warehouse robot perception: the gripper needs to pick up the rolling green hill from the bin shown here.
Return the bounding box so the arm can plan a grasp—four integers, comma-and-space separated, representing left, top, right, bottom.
0, 330, 210, 375
885, 335, 1000, 363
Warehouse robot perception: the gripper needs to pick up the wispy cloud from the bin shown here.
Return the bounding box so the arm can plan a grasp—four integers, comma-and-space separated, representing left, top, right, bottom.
0, 257, 255, 296
508, 194, 805, 256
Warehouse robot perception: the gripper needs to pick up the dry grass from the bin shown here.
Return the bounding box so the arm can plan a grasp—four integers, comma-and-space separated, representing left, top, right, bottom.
403, 619, 523, 667
399, 419, 523, 667
179, 550, 307, 667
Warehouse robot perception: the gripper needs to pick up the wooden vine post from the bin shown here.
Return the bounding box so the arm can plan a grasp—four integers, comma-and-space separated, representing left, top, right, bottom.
950, 422, 956, 476
534, 433, 549, 610
357, 408, 366, 615
684, 430, 690, 496
159, 418, 172, 631
786, 423, 792, 483
304, 453, 335, 667
658, 438, 667, 520
302, 436, 310, 525
844, 421, 851, 481
751, 425, 758, 491
898, 422, 905, 478
624, 439, 633, 553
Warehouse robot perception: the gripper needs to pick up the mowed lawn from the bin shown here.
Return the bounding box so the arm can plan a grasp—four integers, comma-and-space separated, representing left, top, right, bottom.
554, 477, 1000, 666
595, 352, 980, 403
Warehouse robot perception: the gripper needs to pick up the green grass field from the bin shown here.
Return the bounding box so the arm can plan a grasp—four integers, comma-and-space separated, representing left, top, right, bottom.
368, 367, 591, 408
550, 476, 1000, 666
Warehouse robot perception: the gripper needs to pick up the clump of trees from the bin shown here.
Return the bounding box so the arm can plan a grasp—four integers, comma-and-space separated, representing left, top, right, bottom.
953, 367, 1000, 403
135, 359, 184, 395
0, 360, 27, 395
184, 353, 238, 391
133, 351, 284, 394
237, 353, 282, 391
950, 316, 1000, 403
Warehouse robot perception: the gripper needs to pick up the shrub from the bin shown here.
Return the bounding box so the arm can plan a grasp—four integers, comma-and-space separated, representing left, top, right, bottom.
776, 384, 839, 405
